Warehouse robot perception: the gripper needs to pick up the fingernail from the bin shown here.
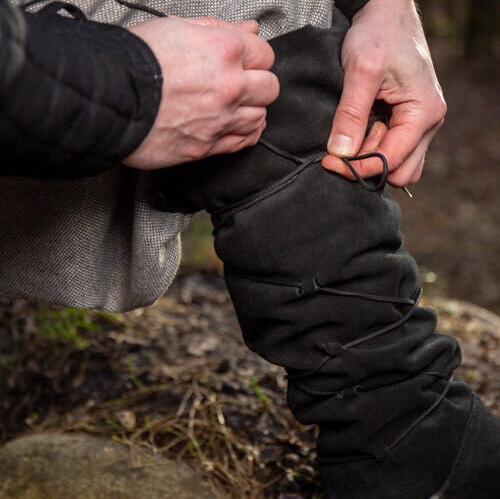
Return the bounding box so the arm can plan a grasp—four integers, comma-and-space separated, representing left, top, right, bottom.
327, 134, 355, 157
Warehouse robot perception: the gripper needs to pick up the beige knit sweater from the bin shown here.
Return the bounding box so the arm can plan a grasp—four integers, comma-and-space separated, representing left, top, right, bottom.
0, 0, 337, 311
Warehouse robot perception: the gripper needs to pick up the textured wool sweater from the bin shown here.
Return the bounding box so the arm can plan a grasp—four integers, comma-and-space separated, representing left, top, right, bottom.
0, 0, 369, 310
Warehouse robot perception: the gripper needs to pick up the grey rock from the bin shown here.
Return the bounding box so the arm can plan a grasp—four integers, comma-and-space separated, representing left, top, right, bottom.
0, 433, 221, 499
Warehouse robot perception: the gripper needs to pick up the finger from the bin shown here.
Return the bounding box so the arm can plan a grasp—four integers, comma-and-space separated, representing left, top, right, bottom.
410, 158, 425, 184
240, 70, 280, 106
326, 59, 384, 157
387, 124, 438, 187
226, 106, 267, 135
322, 121, 387, 178
360, 121, 388, 153
182, 17, 272, 69
232, 19, 260, 34
375, 101, 441, 173
240, 32, 276, 70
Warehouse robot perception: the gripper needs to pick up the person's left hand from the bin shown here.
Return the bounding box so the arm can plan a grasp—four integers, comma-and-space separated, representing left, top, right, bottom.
322, 0, 447, 187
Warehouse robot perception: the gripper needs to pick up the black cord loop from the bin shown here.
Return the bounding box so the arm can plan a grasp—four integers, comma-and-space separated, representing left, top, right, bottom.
341, 152, 388, 192
212, 139, 390, 230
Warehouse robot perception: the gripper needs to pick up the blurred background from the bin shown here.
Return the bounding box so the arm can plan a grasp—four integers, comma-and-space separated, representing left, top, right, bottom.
182, 0, 500, 313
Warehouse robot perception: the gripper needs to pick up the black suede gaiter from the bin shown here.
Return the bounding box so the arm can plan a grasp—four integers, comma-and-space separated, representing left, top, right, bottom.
152, 11, 484, 499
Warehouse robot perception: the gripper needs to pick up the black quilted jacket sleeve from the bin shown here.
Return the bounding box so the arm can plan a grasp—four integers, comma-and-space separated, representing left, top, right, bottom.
335, 0, 371, 21
0, 1, 162, 179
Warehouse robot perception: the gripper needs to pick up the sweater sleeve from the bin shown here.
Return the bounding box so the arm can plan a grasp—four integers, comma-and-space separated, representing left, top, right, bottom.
335, 0, 371, 22
0, 0, 162, 179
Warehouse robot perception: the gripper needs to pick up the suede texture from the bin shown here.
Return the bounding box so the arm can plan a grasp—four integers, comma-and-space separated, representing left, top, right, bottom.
153, 11, 499, 498
440, 395, 500, 499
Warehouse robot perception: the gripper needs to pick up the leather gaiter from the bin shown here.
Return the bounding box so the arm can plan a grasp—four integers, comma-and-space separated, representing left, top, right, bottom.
152, 12, 477, 499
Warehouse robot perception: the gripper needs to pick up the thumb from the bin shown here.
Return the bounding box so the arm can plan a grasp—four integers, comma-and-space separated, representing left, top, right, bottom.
327, 62, 383, 157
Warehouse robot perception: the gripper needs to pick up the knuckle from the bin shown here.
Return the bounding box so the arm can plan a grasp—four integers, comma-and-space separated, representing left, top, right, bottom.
424, 94, 447, 126
266, 45, 276, 68
351, 55, 383, 79
270, 73, 280, 100
246, 19, 259, 31
248, 108, 266, 127
227, 136, 248, 154
215, 33, 243, 62
186, 140, 212, 161
250, 128, 263, 145
337, 104, 366, 125
208, 31, 237, 61
257, 108, 267, 125
434, 97, 447, 121
219, 76, 244, 104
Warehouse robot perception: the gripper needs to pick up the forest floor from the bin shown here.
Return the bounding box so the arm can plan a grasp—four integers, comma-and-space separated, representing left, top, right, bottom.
1, 273, 499, 498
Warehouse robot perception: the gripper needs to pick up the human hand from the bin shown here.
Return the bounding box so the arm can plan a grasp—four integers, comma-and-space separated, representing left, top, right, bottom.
322, 0, 446, 186
124, 16, 279, 170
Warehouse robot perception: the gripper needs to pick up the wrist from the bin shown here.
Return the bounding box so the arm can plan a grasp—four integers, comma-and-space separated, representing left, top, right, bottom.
335, 0, 372, 22
352, 0, 417, 21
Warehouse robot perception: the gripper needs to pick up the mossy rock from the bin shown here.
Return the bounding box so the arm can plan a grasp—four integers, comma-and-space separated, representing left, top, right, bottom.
0, 433, 220, 499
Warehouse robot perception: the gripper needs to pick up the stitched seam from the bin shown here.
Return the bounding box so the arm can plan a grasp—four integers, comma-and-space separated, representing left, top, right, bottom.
212, 142, 388, 229
224, 266, 302, 290
292, 367, 447, 399
433, 393, 476, 496
8, 24, 148, 122
29, 16, 162, 160
0, 50, 158, 159
212, 151, 325, 230
0, 109, 116, 162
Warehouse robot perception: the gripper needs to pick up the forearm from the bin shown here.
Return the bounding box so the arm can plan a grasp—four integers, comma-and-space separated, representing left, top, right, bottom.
0, 2, 162, 179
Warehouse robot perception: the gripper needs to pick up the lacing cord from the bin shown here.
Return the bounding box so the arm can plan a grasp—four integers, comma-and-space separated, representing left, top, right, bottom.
17, 2, 448, 465
341, 152, 388, 192
219, 140, 453, 463
212, 139, 389, 230
316, 375, 455, 465
228, 260, 453, 464
282, 282, 422, 398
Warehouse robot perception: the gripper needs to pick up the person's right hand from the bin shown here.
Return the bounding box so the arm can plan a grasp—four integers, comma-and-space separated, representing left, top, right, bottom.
124, 16, 279, 170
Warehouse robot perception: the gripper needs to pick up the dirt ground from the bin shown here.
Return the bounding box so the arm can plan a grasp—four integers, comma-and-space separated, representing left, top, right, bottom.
1, 274, 499, 498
